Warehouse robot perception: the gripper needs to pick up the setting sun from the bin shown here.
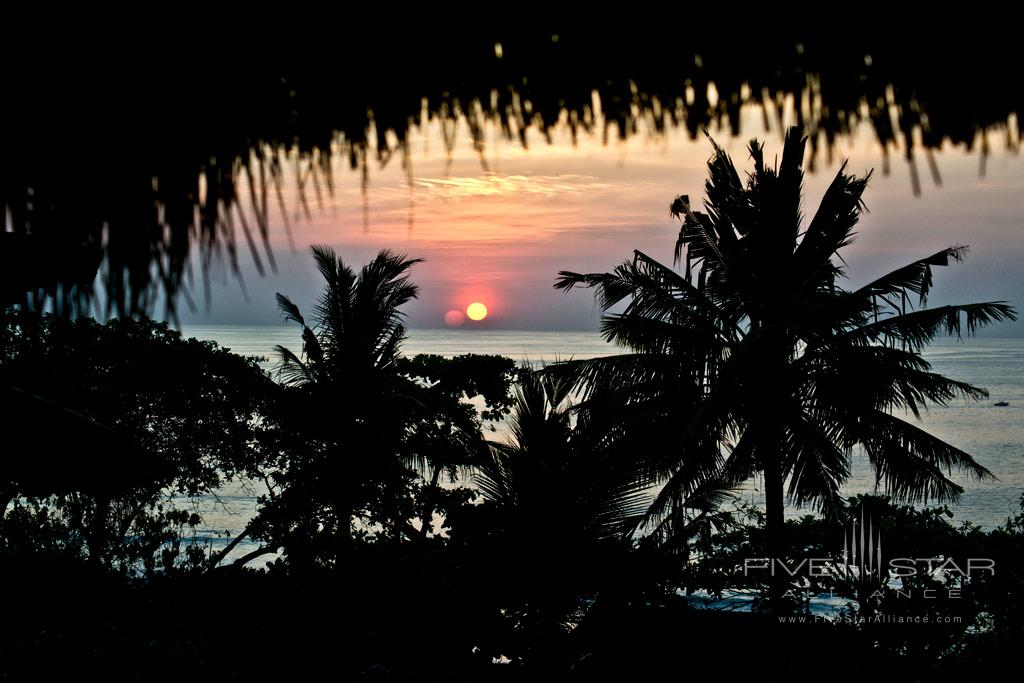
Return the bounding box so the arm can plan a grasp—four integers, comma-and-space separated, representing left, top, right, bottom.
466, 302, 488, 321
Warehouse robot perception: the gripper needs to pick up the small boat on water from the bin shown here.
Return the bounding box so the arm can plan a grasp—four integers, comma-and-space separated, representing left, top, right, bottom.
994, 401, 1009, 407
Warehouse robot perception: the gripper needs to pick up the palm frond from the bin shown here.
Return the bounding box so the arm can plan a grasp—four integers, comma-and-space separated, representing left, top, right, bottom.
860, 412, 994, 504
275, 292, 306, 327
556, 250, 738, 338
783, 414, 850, 517
274, 344, 314, 386
275, 293, 325, 382
854, 245, 969, 307
600, 313, 727, 357
674, 210, 727, 277
840, 302, 1017, 349
795, 161, 871, 272
803, 343, 990, 418
639, 472, 737, 550
547, 353, 700, 404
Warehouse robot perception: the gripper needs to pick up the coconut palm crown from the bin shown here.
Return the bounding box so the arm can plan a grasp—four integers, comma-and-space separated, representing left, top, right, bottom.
555, 127, 1017, 555
475, 369, 652, 548
274, 245, 422, 389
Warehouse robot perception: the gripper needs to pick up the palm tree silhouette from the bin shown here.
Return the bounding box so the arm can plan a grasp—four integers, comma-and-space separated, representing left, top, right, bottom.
275, 245, 422, 388
475, 369, 651, 550
272, 245, 422, 557
555, 128, 1017, 593
473, 369, 654, 655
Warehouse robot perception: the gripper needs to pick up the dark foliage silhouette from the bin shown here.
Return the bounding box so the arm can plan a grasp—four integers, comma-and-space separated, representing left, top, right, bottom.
248, 246, 517, 568
0, 310, 275, 573
473, 370, 647, 632
457, 368, 677, 668
0, 292, 1019, 676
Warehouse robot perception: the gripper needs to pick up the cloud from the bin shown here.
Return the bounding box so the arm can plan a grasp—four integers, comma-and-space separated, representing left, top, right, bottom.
412, 173, 613, 199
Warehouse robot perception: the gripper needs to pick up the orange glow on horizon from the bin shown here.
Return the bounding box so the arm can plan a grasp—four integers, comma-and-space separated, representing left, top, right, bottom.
227, 115, 1023, 336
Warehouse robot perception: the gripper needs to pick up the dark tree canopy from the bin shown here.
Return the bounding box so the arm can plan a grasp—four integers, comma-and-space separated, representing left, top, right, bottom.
0, 311, 276, 572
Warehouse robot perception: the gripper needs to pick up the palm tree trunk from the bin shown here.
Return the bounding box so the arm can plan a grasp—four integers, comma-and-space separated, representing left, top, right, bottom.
335, 495, 352, 564
764, 454, 785, 558
88, 494, 110, 568
763, 448, 787, 610
418, 465, 442, 538
0, 485, 13, 522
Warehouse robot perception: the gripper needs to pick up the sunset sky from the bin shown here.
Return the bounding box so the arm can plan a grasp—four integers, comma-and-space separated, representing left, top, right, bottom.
179, 111, 1024, 335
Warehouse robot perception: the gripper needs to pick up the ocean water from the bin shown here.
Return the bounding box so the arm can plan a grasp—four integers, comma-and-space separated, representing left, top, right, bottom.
183, 325, 620, 366
181, 325, 1024, 561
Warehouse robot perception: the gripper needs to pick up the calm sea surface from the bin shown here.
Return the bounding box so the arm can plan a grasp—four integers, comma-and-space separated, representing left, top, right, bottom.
181, 325, 1024, 559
